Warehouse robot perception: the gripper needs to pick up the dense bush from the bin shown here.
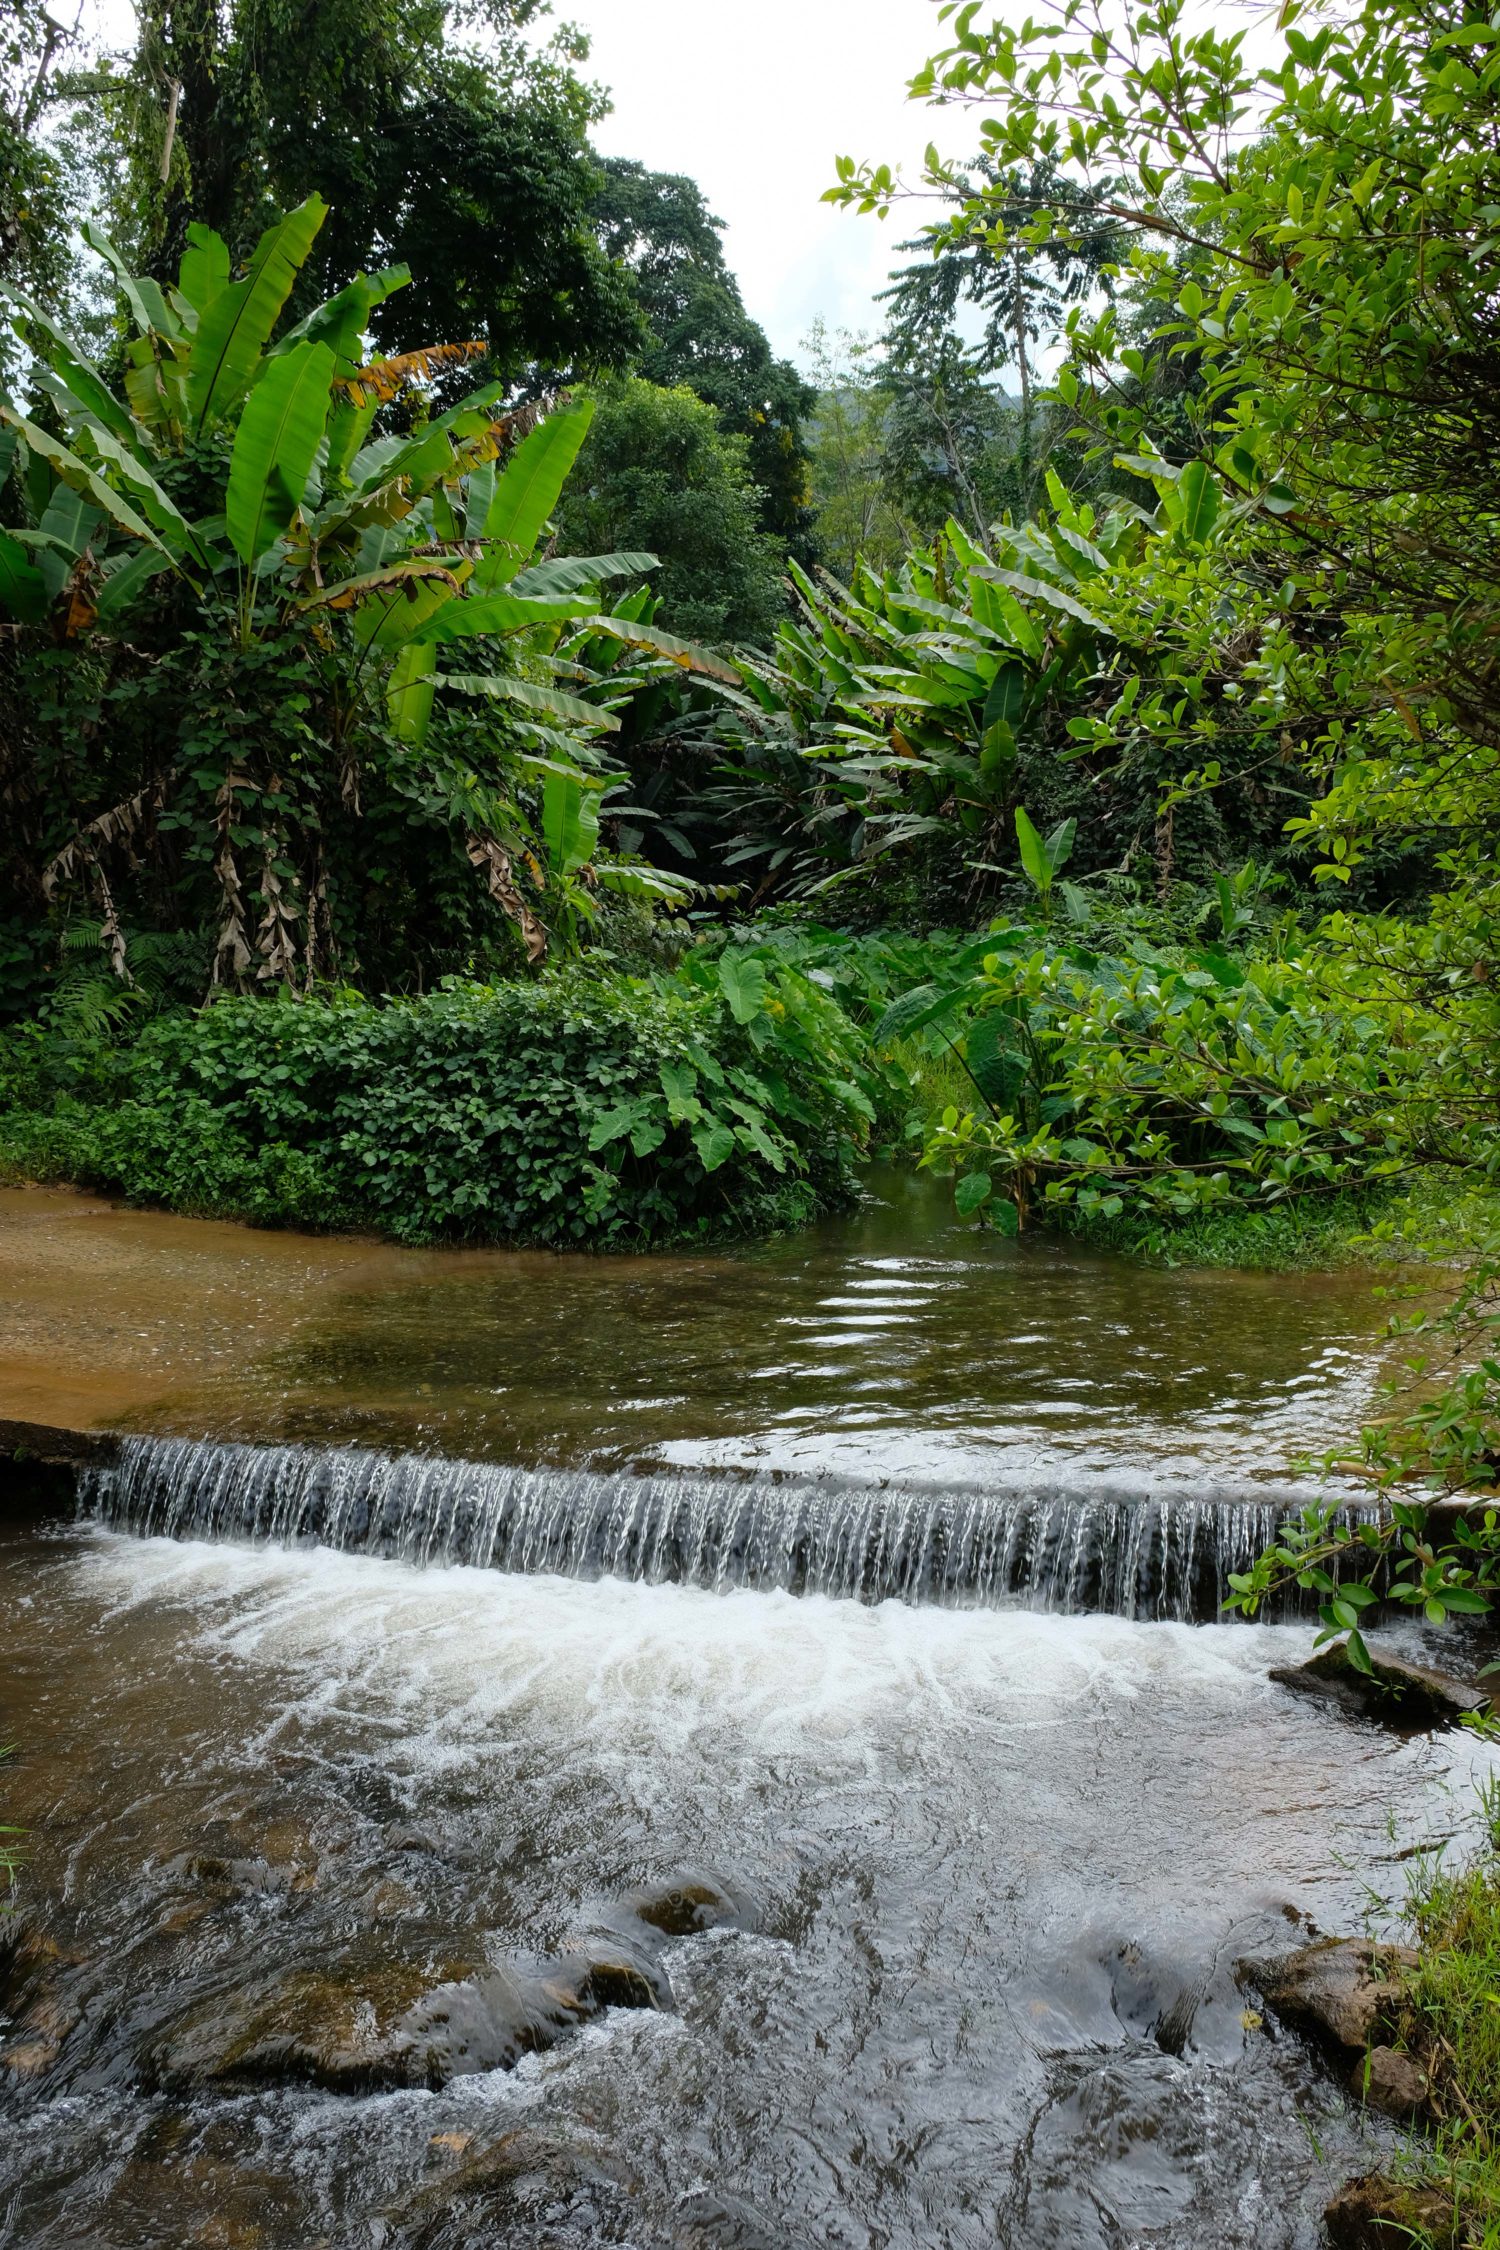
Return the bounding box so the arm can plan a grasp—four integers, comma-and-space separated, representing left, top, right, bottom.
0, 957, 879, 1248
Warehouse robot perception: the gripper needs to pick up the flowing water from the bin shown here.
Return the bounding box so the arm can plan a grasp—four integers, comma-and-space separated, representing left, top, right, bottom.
0, 1176, 1486, 2247
0, 1173, 1391, 1476
86, 1436, 1373, 1622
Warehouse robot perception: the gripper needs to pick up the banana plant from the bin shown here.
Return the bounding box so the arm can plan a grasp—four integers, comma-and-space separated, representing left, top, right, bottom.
1012, 805, 1076, 926
0, 203, 728, 982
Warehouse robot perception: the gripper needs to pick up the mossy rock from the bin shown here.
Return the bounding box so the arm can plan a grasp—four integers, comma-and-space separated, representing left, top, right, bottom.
1325, 2171, 1456, 2249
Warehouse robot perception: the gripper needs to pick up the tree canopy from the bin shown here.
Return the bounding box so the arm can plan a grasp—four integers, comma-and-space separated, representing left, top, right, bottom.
80, 0, 643, 384
592, 158, 817, 560
555, 376, 789, 647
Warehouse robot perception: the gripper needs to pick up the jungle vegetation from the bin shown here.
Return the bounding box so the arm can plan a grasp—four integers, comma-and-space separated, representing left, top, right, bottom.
4, 0, 1500, 1731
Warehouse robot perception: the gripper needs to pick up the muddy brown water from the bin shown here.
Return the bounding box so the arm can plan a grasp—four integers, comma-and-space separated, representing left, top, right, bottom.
0, 1175, 1487, 2248
0, 1175, 1396, 1476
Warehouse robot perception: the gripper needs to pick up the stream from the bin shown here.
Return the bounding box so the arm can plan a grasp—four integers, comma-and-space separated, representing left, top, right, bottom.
0, 1174, 1491, 2247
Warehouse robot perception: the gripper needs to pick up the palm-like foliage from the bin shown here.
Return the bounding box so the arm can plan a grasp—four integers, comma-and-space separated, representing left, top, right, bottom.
708, 479, 1144, 900
0, 195, 726, 987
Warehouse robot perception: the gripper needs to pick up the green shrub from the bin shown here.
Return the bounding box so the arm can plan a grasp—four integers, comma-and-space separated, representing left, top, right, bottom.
0, 959, 877, 1248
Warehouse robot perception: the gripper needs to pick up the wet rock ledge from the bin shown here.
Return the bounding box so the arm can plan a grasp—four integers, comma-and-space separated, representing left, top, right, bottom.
1240, 1937, 1428, 2119
1324, 2172, 1458, 2250
1272, 1638, 1492, 1729
0, 1418, 119, 1512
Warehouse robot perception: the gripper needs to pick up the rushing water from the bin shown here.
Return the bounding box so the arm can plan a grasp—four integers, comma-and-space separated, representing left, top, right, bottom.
0, 1525, 1491, 2249
85, 1435, 1371, 1622
0, 1176, 1477, 2247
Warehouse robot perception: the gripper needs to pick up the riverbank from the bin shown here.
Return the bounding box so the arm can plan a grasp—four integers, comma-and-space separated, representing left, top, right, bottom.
1398, 1801, 1500, 2244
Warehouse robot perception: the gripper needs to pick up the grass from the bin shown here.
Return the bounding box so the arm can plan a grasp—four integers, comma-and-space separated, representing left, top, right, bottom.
1012, 1169, 1500, 1275
1059, 1189, 1399, 1271
1397, 1786, 1500, 2246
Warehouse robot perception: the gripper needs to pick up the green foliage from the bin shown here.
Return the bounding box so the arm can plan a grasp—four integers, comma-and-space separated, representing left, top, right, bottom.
1397, 1797, 1500, 2245
83, 0, 640, 386
1013, 805, 1075, 917
879, 157, 1119, 419
592, 160, 816, 562
701, 491, 1303, 914
554, 377, 788, 647
0, 956, 881, 1247
0, 5, 85, 386
1221, 1496, 1500, 1671
813, 0, 1500, 1526
916, 917, 1496, 1230
0, 210, 728, 999
830, 0, 1500, 896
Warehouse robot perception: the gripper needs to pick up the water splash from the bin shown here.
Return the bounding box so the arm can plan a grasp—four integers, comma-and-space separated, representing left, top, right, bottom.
80, 1437, 1368, 1623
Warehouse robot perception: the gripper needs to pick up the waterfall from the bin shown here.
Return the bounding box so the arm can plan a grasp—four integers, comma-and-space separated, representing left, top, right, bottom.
78, 1436, 1369, 1624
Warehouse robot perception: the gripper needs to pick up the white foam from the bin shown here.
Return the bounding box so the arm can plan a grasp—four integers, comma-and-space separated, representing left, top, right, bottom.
78, 1528, 1289, 1759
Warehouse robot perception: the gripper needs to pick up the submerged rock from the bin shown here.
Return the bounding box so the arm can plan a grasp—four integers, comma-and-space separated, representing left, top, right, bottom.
143, 1954, 470, 2094
1270, 1640, 1489, 1728
399, 1948, 668, 2086
1324, 2172, 1455, 2249
387, 2125, 639, 2248
619, 1874, 756, 1941
0, 1918, 88, 2081
143, 1940, 670, 2097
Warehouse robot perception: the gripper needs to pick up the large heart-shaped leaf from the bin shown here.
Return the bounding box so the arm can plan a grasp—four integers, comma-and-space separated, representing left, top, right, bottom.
718, 952, 770, 1024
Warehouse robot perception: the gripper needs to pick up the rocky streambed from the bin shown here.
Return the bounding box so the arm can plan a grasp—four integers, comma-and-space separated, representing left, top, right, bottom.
0, 1513, 1493, 2249
0, 1179, 1489, 2246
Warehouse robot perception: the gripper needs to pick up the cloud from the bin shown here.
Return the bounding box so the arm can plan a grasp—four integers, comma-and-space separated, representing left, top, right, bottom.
570, 0, 964, 365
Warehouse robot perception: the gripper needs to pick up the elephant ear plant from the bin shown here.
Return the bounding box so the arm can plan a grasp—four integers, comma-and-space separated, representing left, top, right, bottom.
0, 197, 727, 993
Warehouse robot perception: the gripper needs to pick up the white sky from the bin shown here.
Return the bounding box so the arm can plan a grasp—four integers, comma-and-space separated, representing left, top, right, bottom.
81, 0, 958, 368
564, 0, 958, 365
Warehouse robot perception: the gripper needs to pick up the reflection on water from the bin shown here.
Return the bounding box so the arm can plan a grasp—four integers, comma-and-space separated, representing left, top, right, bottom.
0, 1527, 1489, 2249
0, 1173, 1390, 1480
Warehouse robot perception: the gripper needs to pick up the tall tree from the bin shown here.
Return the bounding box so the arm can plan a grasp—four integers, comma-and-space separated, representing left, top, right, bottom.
592, 158, 817, 561
85, 0, 641, 383
879, 156, 1120, 512
881, 159, 1119, 418
877, 332, 1015, 545
554, 377, 787, 646
800, 321, 909, 578
0, 0, 85, 367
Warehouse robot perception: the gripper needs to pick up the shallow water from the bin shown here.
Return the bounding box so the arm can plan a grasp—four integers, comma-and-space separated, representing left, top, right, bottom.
0, 1524, 1490, 2249
0, 1174, 1392, 1480
0, 1172, 1466, 2247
